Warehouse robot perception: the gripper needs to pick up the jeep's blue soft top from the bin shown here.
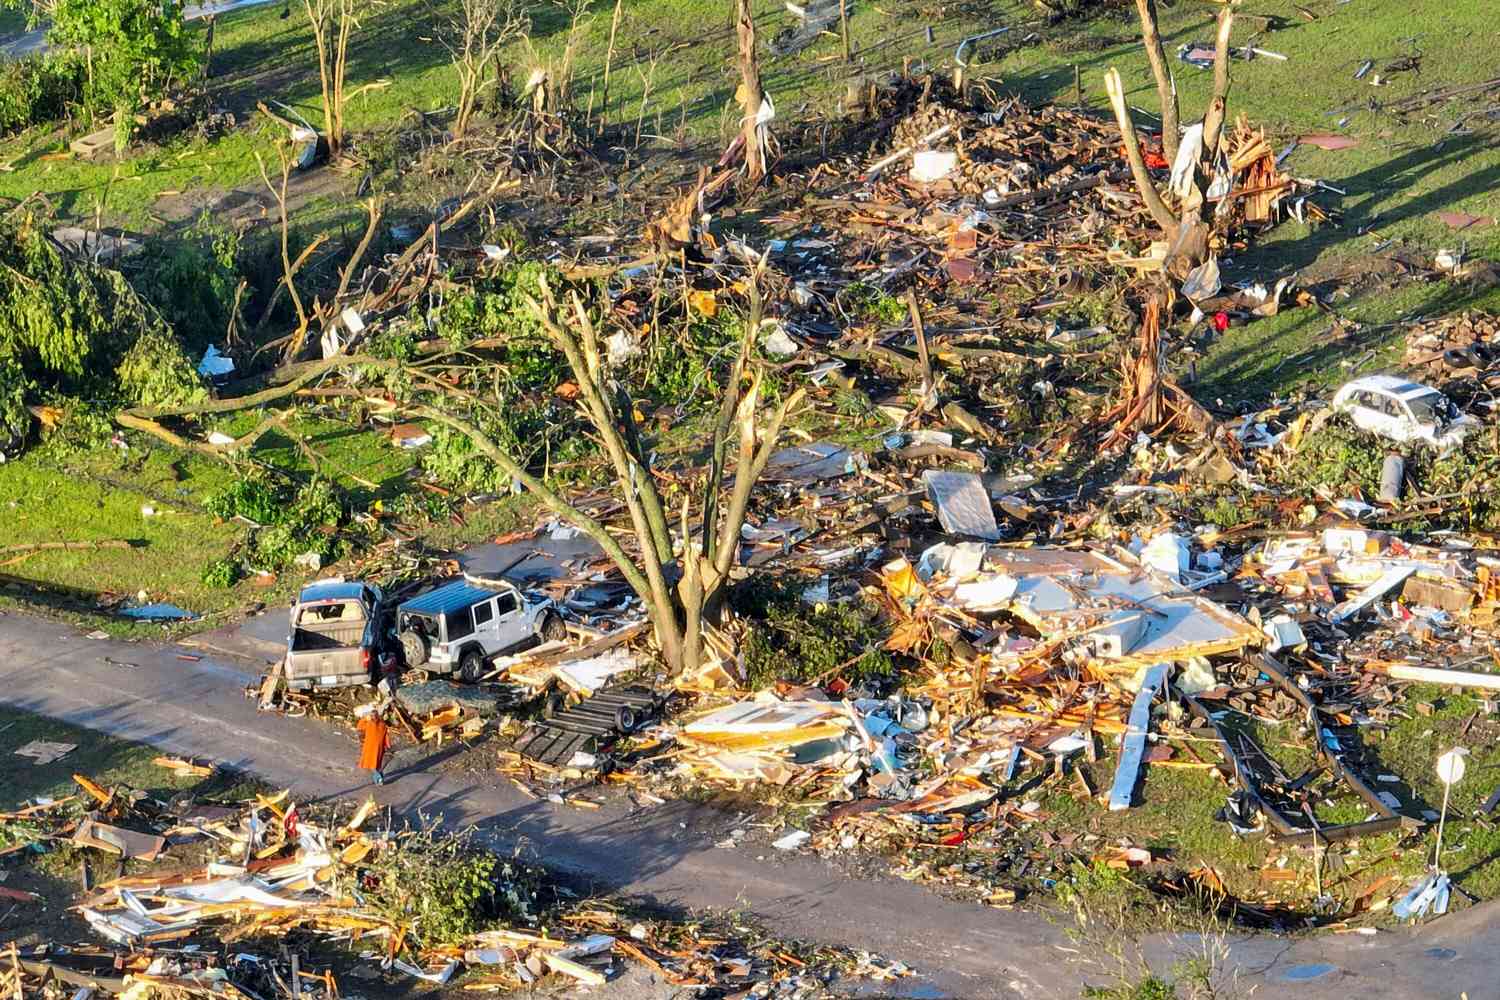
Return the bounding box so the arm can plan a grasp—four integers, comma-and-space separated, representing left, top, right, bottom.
399, 580, 506, 617
298, 580, 366, 603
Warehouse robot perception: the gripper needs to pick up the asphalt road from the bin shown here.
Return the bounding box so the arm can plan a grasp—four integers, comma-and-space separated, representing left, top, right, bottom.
3, 609, 1498, 999
2, 0, 283, 60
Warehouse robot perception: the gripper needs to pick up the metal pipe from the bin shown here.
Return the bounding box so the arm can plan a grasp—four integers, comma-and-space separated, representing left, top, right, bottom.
954, 26, 1010, 69
953, 26, 1009, 90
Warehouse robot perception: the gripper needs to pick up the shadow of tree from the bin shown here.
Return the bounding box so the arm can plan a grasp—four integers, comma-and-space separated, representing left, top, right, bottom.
1194, 272, 1499, 403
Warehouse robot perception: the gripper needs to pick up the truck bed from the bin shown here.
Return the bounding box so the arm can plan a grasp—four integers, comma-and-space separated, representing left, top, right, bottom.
291, 622, 365, 650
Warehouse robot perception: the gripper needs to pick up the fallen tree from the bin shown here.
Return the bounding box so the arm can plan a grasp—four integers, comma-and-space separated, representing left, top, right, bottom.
0, 205, 206, 450
114, 257, 803, 677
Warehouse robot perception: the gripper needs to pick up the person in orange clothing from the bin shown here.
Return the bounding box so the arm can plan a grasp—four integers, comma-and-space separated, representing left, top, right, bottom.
355, 703, 391, 785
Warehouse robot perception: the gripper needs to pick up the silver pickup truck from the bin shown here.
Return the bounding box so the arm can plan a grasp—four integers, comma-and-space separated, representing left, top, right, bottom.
283, 579, 392, 690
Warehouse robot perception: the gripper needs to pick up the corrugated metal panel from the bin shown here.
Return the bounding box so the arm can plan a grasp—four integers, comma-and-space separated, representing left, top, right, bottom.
399, 581, 498, 616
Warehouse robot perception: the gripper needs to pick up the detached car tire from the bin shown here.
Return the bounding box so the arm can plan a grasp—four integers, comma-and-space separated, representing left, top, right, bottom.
400, 629, 429, 667
459, 648, 486, 684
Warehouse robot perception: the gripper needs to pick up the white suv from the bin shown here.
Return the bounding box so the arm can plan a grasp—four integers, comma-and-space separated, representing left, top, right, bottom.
397, 576, 566, 682
1331, 375, 1475, 452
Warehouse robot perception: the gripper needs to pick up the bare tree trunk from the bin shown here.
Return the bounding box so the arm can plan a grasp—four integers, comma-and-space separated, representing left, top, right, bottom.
600, 0, 623, 129
332, 0, 351, 153
839, 0, 850, 63
735, 0, 764, 183
1200, 6, 1235, 166
1103, 68, 1177, 233
305, 0, 354, 157
1133, 0, 1177, 164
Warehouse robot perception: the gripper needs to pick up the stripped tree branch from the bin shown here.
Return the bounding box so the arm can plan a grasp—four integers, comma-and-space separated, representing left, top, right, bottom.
1103, 68, 1177, 233
1133, 0, 1179, 164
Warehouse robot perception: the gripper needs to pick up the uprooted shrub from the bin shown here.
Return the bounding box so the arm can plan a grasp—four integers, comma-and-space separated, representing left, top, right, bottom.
0, 210, 205, 446
736, 576, 894, 690
207, 474, 350, 571
0, 53, 85, 137
356, 822, 542, 947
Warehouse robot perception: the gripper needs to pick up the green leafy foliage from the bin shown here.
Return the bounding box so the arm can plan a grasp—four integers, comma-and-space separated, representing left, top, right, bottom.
1282, 415, 1500, 531
422, 419, 519, 496
0, 212, 204, 418
420, 397, 589, 494
436, 260, 555, 348
41, 403, 115, 455
1412, 432, 1500, 531
46, 0, 200, 122
367, 327, 419, 362
131, 217, 242, 346
1082, 978, 1180, 1000
1281, 415, 1386, 494
207, 475, 349, 570
0, 355, 28, 446
251, 478, 346, 569
116, 325, 207, 410
360, 825, 540, 947
643, 308, 741, 406
0, 54, 84, 136
842, 281, 907, 326
1196, 490, 1260, 532
206, 475, 285, 525
736, 577, 894, 689
200, 557, 239, 588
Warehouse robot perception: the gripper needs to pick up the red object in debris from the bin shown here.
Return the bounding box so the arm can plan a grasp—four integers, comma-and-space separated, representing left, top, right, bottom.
283, 805, 300, 839
1122, 143, 1171, 170
1213, 311, 1230, 333
940, 831, 965, 847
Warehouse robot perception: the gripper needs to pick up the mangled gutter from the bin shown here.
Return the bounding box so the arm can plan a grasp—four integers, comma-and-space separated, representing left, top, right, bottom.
1185, 654, 1413, 846
953, 26, 1010, 90
1108, 662, 1168, 811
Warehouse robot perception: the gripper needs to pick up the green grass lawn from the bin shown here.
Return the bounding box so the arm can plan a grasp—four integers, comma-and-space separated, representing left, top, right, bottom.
988, 0, 1500, 260
973, 0, 1500, 405
0, 0, 1016, 222
1193, 279, 1500, 406
0, 443, 244, 628
0, 414, 405, 632
1028, 682, 1500, 919
0, 706, 261, 806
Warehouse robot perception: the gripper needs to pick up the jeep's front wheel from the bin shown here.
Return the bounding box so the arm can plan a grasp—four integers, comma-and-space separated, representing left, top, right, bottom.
541, 612, 567, 643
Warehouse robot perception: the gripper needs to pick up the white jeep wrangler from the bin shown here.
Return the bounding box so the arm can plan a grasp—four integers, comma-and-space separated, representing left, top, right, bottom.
396, 575, 566, 682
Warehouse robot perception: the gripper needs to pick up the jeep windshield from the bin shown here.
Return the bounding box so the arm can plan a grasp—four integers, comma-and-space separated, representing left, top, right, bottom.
1405, 391, 1451, 424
